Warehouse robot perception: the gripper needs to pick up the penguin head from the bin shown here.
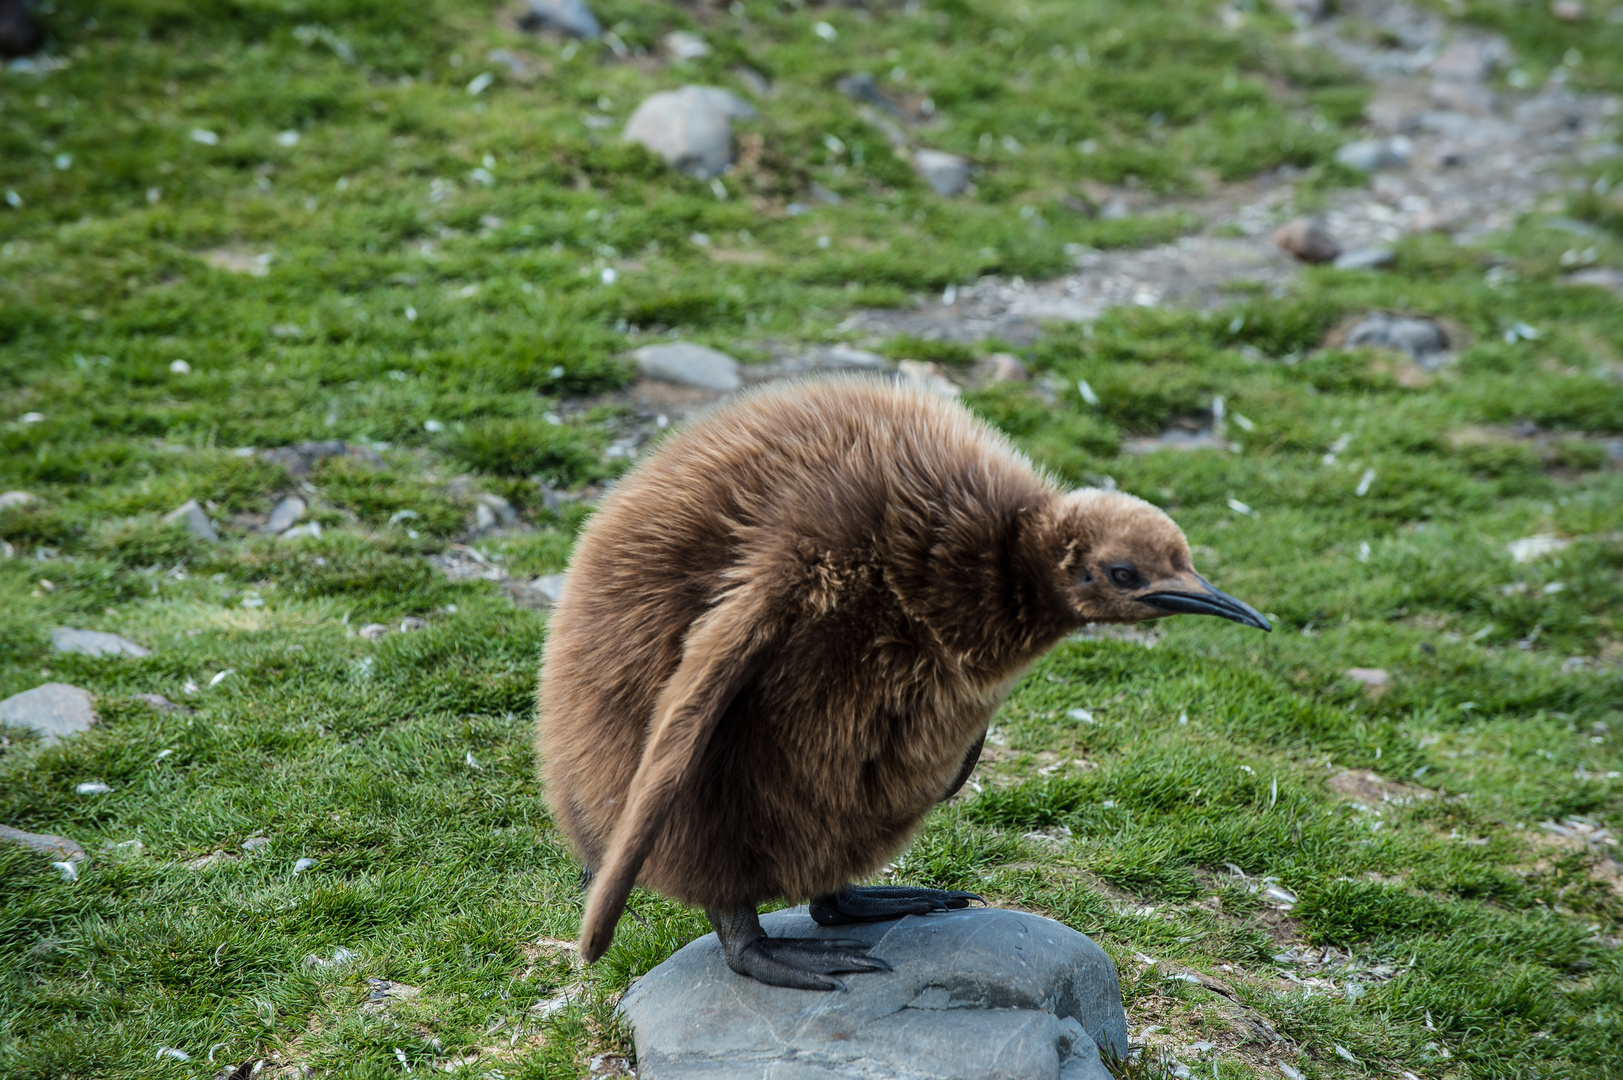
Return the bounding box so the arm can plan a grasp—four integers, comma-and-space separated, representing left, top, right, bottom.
1036, 489, 1270, 632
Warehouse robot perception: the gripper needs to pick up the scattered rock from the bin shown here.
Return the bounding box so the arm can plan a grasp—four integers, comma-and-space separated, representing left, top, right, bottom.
1342, 313, 1450, 367
624, 86, 756, 180
359, 623, 389, 641
1430, 41, 1494, 83
1508, 535, 1570, 562
1551, 0, 1586, 22
1334, 137, 1412, 172
531, 574, 569, 606
987, 353, 1029, 383
51, 628, 152, 659
0, 0, 42, 58
0, 683, 96, 745
897, 359, 960, 398
474, 493, 518, 532
519, 0, 601, 39
163, 500, 218, 543
663, 30, 710, 61
1125, 428, 1230, 454
200, 249, 273, 277
838, 72, 912, 121
0, 824, 85, 862
1272, 217, 1342, 264
1563, 267, 1623, 296
913, 148, 972, 197
1270, 0, 1326, 23
361, 979, 422, 1013
280, 522, 323, 541
266, 495, 306, 535
634, 342, 743, 392
0, 490, 38, 511
1332, 246, 1396, 271
186, 851, 233, 871
241, 836, 271, 853
1344, 667, 1390, 693
259, 440, 382, 478
621, 907, 1127, 1080
134, 693, 193, 714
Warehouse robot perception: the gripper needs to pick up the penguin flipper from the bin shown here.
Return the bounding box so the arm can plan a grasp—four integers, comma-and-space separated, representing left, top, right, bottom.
578, 581, 780, 964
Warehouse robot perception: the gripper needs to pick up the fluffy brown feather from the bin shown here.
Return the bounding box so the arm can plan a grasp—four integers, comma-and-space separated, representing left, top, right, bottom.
537, 374, 1232, 962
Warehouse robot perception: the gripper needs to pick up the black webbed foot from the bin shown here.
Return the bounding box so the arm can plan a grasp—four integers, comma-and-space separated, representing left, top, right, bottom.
707, 907, 892, 991
808, 884, 986, 926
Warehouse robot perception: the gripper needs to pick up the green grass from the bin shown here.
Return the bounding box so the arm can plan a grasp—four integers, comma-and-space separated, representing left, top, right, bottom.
3, 0, 1623, 1078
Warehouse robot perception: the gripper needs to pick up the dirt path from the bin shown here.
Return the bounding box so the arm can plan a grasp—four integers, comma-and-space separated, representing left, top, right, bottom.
843, 0, 1621, 345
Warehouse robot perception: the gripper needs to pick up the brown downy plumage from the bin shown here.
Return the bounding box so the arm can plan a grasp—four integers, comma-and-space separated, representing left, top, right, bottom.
537, 374, 1268, 970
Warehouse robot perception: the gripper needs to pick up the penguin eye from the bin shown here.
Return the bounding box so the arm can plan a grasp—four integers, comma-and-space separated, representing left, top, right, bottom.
1108, 564, 1140, 588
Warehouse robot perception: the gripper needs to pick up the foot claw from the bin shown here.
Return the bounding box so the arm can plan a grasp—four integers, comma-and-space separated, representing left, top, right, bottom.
810, 885, 988, 926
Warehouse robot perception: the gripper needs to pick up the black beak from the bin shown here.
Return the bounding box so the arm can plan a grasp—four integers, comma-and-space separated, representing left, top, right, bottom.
1141, 581, 1271, 632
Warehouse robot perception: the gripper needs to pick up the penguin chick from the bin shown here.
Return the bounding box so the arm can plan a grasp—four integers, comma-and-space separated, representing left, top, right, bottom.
538, 374, 1268, 990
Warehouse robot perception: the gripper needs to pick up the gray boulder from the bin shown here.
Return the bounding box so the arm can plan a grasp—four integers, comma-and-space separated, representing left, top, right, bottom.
1335, 137, 1412, 172
621, 907, 1127, 1080
51, 629, 151, 659
520, 0, 601, 39
266, 495, 306, 535
634, 342, 743, 392
1272, 217, 1341, 264
163, 499, 218, 542
914, 149, 971, 197
625, 87, 757, 180
0, 824, 85, 861
1344, 312, 1450, 367
0, 683, 96, 745
0, 490, 38, 511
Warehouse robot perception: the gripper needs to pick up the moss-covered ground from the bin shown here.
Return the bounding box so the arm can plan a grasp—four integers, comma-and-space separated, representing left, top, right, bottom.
2, 0, 1622, 1077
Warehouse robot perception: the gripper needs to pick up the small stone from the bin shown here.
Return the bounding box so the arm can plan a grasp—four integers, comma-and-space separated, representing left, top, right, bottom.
634, 342, 742, 392
1345, 667, 1390, 692
1551, 0, 1586, 21
0, 825, 85, 862
1508, 535, 1570, 563
163, 499, 218, 542
260, 439, 380, 478
663, 30, 710, 61
135, 693, 194, 714
51, 628, 152, 659
359, 623, 389, 641
1335, 137, 1412, 172
1343, 313, 1450, 367
532, 573, 569, 605
279, 522, 323, 541
897, 360, 961, 398
624, 86, 756, 180
0, 683, 96, 745
987, 353, 1029, 383
241, 836, 272, 853
913, 149, 972, 197
1563, 268, 1623, 295
0, 490, 38, 511
266, 495, 306, 535
399, 617, 428, 632
1332, 247, 1396, 271
520, 0, 601, 39
1270, 0, 1326, 22
1272, 217, 1341, 264
476, 493, 517, 527
622, 907, 1127, 1080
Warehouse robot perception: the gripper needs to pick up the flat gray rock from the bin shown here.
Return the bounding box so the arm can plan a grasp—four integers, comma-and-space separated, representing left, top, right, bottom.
521, 0, 601, 39
625, 86, 757, 180
621, 907, 1126, 1080
1343, 312, 1450, 368
1333, 246, 1395, 271
0, 490, 39, 511
914, 149, 971, 197
635, 342, 743, 392
163, 499, 218, 542
51, 628, 151, 659
0, 824, 85, 862
266, 494, 306, 534
0, 683, 96, 745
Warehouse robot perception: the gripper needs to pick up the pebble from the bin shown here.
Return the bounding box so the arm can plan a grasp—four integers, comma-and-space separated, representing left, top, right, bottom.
359, 623, 389, 641
1334, 137, 1412, 172
897, 359, 961, 398
663, 30, 710, 61
531, 573, 569, 605
474, 493, 518, 532
51, 628, 152, 659
624, 86, 756, 180
913, 148, 972, 197
0, 683, 96, 745
1343, 313, 1450, 367
1345, 668, 1390, 692
621, 907, 1126, 1080
163, 499, 219, 542
633, 342, 743, 392
0, 490, 38, 511
266, 495, 306, 534
520, 0, 601, 39
1563, 267, 1623, 295
0, 824, 86, 862
399, 617, 428, 632
280, 522, 323, 541
1272, 217, 1341, 264
260, 439, 381, 478
1332, 247, 1396, 271
987, 353, 1029, 383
